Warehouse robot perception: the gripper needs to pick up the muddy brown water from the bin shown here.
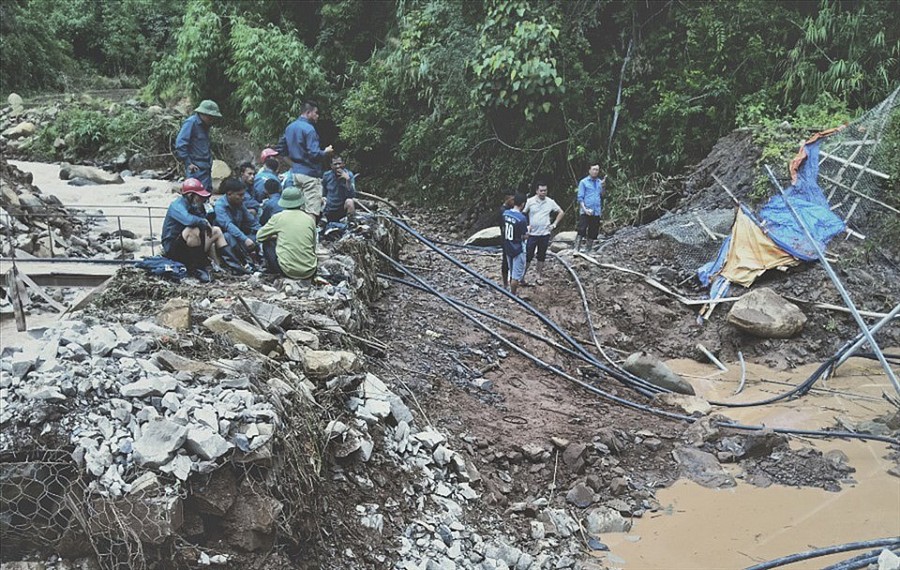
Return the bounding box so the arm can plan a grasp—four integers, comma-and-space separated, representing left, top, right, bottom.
602, 357, 900, 569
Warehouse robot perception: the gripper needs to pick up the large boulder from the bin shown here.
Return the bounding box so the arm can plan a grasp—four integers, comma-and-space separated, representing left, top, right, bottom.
211, 160, 231, 192
132, 418, 188, 467
203, 315, 279, 354
727, 288, 807, 338
465, 226, 501, 247
623, 352, 695, 395
222, 481, 283, 552
2, 122, 35, 139
58, 163, 124, 185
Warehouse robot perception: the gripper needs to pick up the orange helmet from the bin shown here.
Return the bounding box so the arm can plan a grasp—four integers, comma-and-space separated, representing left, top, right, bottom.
259, 148, 279, 163
182, 178, 211, 197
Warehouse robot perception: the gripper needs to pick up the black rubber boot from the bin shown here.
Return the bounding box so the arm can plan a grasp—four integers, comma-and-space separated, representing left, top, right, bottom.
185, 245, 212, 282
218, 244, 249, 275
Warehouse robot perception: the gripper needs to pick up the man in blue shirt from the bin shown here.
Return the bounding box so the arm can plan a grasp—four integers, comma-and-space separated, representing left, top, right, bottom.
502, 193, 529, 296
236, 161, 261, 216
174, 100, 221, 191
576, 164, 607, 252
282, 100, 333, 218
259, 178, 284, 226
161, 178, 227, 282
214, 177, 261, 274
321, 156, 357, 223
254, 154, 280, 204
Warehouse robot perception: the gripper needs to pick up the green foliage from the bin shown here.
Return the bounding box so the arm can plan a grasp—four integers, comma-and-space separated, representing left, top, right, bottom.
31, 103, 180, 161
471, 0, 565, 121
146, 0, 226, 104
783, 0, 900, 109
0, 0, 74, 93
227, 17, 328, 141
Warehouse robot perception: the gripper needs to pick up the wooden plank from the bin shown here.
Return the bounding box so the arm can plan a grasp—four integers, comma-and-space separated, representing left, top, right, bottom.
6, 268, 27, 331
15, 270, 67, 313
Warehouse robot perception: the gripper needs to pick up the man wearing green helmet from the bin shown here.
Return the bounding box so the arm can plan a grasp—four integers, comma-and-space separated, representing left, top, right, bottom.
257, 186, 318, 280
175, 99, 221, 191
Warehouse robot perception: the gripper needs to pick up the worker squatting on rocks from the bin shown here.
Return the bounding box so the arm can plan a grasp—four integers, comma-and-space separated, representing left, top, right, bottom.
502, 193, 529, 296
174, 100, 221, 191
575, 164, 607, 253
160, 178, 227, 283
281, 100, 333, 219
257, 186, 319, 280
522, 181, 564, 285
214, 178, 262, 274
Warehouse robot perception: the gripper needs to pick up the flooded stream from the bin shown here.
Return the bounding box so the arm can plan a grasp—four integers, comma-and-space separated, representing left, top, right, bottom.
602, 357, 899, 569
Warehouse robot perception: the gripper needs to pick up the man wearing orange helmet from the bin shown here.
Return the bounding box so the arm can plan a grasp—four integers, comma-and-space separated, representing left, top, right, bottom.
161, 178, 227, 282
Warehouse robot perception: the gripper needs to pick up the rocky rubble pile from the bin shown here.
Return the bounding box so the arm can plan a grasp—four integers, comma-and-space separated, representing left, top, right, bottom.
0, 146, 87, 258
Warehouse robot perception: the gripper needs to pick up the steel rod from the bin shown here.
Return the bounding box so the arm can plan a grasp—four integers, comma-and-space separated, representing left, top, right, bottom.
834, 303, 900, 369
764, 164, 899, 395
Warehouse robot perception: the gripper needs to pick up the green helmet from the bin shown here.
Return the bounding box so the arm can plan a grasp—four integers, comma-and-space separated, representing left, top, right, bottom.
278, 186, 306, 209
194, 99, 222, 118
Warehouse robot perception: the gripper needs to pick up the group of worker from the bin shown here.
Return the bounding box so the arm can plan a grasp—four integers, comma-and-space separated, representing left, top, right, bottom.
162, 99, 356, 282
501, 165, 606, 294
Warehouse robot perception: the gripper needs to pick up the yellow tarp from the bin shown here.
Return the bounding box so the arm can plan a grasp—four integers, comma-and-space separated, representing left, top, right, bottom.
719, 208, 800, 287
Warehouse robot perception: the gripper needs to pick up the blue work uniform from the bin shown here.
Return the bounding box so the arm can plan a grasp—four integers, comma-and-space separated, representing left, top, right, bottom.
260, 193, 283, 226
253, 168, 279, 203
283, 116, 326, 176
214, 198, 260, 248
321, 169, 356, 221
174, 114, 213, 190
161, 196, 208, 254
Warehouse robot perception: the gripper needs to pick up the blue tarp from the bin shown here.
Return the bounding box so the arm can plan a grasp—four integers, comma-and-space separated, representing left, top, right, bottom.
698, 137, 846, 287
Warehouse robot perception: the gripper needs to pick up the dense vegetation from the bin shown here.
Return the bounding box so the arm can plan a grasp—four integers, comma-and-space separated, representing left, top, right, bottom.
2, 0, 898, 216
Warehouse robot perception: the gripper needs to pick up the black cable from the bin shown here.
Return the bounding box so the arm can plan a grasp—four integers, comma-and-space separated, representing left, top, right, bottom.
821, 548, 900, 570
417, 232, 895, 410
745, 539, 900, 570
375, 247, 900, 445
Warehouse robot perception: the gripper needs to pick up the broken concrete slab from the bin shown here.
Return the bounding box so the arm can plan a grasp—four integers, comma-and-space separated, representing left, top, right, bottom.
203, 315, 279, 354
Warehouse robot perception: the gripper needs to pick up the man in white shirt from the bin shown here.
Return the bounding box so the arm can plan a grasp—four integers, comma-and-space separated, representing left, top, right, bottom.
523, 181, 564, 285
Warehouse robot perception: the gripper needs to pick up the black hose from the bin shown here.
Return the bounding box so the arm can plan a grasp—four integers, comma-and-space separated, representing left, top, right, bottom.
821, 547, 900, 570
376, 247, 900, 445
417, 232, 894, 410
743, 538, 900, 570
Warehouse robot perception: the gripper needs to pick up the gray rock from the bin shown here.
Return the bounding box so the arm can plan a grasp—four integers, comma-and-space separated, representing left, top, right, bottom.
222, 481, 283, 552
193, 468, 238, 515
186, 426, 233, 461
566, 482, 594, 508
727, 288, 807, 338
157, 298, 192, 330
654, 393, 710, 415
245, 299, 293, 331
302, 349, 358, 379
623, 352, 695, 395
584, 506, 632, 534
672, 446, 735, 488
58, 163, 124, 184
203, 315, 280, 354
133, 418, 188, 467
120, 375, 178, 398
562, 442, 587, 471
465, 227, 502, 247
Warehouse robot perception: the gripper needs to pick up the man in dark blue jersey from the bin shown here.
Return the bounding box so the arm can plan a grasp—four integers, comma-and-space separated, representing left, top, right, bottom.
502, 193, 528, 296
